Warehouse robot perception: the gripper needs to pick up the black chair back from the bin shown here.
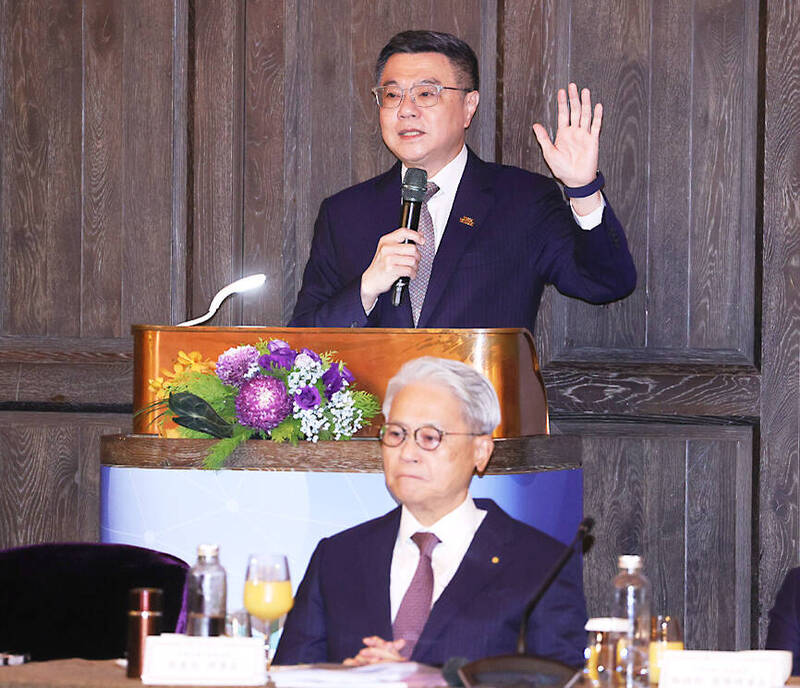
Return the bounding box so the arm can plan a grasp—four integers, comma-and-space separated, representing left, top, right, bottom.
0, 542, 188, 661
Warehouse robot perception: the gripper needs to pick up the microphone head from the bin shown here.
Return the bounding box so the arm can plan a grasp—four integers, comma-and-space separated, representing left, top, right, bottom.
402, 167, 427, 202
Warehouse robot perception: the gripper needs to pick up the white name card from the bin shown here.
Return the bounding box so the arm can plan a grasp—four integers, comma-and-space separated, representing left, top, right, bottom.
659, 650, 792, 688
141, 634, 267, 686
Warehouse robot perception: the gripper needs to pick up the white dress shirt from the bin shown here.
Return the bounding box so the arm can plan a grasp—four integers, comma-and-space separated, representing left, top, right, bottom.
389, 495, 487, 622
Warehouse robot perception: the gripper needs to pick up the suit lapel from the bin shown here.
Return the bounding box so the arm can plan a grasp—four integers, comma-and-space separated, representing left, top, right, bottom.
357, 507, 400, 639
415, 503, 512, 649
417, 150, 497, 328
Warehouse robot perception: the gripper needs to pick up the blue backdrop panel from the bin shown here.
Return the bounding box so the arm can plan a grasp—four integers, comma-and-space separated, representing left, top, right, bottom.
101, 467, 582, 611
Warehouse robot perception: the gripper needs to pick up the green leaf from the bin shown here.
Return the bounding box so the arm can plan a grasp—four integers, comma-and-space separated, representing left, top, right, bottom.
176, 372, 237, 422
203, 429, 251, 470
269, 416, 303, 445
168, 391, 234, 439
351, 390, 382, 420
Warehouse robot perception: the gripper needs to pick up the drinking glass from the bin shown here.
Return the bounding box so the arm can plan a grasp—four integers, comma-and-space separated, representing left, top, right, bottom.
244, 554, 293, 676
649, 615, 683, 683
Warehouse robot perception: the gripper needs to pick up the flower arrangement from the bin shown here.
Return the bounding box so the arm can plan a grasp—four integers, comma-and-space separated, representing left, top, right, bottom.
140, 339, 381, 469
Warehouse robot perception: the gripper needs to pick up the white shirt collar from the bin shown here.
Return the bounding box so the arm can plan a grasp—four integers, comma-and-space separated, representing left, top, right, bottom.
400, 144, 468, 199
397, 492, 484, 545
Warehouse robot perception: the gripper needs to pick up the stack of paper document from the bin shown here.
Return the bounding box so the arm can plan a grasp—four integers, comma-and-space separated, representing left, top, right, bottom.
270, 662, 446, 688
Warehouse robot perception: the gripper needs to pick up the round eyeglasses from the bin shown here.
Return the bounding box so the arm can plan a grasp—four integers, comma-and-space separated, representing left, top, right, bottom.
378, 423, 482, 451
371, 83, 471, 109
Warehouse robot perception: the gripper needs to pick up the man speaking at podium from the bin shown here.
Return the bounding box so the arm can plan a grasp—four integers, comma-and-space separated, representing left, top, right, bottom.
274, 357, 586, 667
289, 30, 635, 331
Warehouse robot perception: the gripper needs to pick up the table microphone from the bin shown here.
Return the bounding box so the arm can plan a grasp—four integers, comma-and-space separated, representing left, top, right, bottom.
516, 516, 595, 655
451, 517, 595, 688
391, 167, 427, 307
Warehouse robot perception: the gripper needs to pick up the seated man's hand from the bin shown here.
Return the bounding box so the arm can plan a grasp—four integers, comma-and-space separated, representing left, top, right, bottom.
343, 636, 406, 666
360, 228, 424, 312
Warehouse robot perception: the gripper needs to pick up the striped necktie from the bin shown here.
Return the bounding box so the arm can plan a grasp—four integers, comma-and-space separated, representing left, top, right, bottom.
408, 182, 439, 326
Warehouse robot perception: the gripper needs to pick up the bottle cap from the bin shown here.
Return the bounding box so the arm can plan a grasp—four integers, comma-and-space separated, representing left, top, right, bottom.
197, 544, 220, 557
618, 554, 643, 570
129, 587, 163, 612
585, 617, 631, 633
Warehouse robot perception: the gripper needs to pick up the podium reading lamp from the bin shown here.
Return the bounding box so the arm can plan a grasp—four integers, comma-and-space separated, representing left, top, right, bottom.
177, 274, 267, 327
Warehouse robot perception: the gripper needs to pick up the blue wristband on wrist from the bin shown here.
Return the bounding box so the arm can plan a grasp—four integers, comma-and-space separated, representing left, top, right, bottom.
563, 171, 605, 199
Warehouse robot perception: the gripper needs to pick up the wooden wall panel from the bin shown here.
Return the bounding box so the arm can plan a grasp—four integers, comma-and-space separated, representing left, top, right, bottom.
525, 0, 758, 365
575, 422, 753, 651
191, 0, 244, 324
1, 1, 81, 337
685, 438, 752, 650
241, 0, 285, 327
558, 0, 649, 355
120, 0, 177, 328
647, 0, 693, 350
759, 0, 800, 647
44, 1, 83, 338
688, 1, 754, 356
83, 0, 124, 338
0, 412, 130, 548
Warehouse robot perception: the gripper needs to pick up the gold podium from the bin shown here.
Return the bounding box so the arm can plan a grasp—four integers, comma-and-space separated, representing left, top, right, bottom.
132, 325, 548, 438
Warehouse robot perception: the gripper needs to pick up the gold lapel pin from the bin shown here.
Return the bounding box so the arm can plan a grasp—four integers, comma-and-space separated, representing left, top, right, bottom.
459, 216, 475, 227
491, 556, 500, 564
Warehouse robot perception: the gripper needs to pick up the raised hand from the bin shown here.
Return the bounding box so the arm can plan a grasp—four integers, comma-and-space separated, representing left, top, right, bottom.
532, 83, 601, 188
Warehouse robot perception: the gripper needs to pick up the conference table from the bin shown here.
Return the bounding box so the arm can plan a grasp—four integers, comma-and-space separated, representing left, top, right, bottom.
0, 658, 798, 687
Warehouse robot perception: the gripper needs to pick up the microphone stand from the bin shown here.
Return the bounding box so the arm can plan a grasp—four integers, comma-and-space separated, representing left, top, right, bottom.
453, 517, 595, 688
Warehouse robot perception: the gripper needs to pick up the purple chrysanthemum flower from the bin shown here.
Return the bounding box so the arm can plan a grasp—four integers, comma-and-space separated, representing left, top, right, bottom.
300, 347, 321, 363
235, 376, 292, 431
216, 345, 260, 387
267, 339, 291, 353
295, 385, 322, 410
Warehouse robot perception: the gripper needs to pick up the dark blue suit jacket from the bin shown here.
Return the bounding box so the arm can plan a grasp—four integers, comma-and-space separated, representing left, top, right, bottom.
273, 499, 587, 667
289, 149, 635, 330
766, 566, 800, 675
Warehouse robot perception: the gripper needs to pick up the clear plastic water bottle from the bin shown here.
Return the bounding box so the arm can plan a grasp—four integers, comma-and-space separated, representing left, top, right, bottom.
186, 544, 227, 636
612, 555, 650, 687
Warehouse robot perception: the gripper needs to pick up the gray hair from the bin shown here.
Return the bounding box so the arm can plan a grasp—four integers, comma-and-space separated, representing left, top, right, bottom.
382, 356, 501, 434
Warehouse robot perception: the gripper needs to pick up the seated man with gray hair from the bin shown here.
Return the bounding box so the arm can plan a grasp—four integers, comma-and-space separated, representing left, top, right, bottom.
274, 356, 586, 667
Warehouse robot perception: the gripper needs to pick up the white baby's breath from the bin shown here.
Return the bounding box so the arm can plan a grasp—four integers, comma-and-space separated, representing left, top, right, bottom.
286, 359, 325, 394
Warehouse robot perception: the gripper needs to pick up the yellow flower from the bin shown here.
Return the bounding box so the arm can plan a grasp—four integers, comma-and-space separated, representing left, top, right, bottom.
148, 350, 216, 400
161, 350, 216, 381
149, 376, 169, 398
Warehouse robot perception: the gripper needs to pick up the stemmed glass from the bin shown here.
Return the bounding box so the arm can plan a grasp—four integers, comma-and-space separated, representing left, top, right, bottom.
244, 554, 293, 678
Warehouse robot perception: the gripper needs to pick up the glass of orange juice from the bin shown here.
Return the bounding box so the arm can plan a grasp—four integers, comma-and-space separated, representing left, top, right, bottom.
244, 554, 293, 675
649, 615, 683, 683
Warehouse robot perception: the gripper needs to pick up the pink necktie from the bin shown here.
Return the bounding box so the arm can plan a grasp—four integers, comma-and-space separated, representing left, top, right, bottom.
392, 531, 441, 659
408, 182, 439, 326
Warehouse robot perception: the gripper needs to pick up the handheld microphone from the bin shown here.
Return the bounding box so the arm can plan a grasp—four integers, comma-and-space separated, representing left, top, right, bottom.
391, 168, 427, 307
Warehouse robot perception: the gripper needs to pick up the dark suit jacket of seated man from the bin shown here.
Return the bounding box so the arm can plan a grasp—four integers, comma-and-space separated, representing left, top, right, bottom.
766, 566, 800, 675
274, 357, 587, 668
289, 30, 635, 331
